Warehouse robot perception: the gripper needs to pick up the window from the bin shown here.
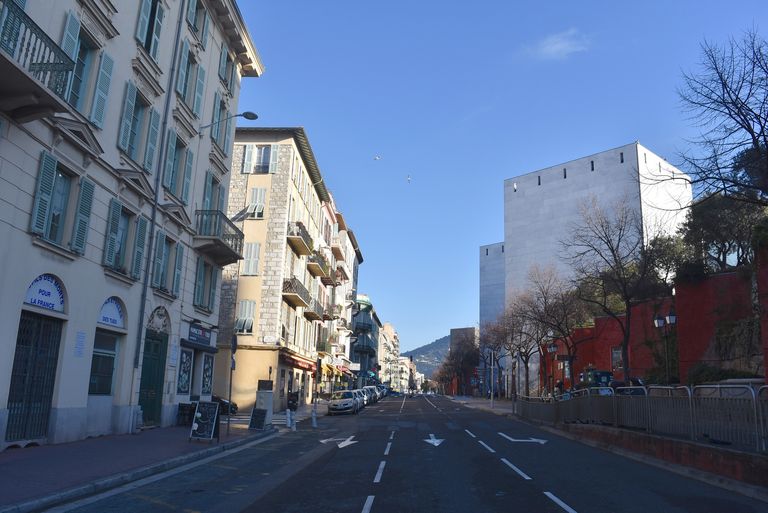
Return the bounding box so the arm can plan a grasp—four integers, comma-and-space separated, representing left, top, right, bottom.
186, 0, 209, 48
103, 200, 149, 279
242, 144, 278, 174
176, 40, 206, 117
118, 81, 160, 171
241, 242, 261, 275
89, 330, 118, 395
67, 30, 95, 111
136, 0, 164, 62
30, 152, 95, 254
620, 151, 624, 163
537, 175, 541, 186
210, 93, 234, 155
235, 300, 255, 333
218, 42, 236, 93
644, 152, 647, 163
563, 168, 567, 179
202, 171, 224, 212
162, 130, 193, 204
247, 188, 266, 218
590, 160, 594, 171
152, 231, 184, 295
193, 257, 218, 310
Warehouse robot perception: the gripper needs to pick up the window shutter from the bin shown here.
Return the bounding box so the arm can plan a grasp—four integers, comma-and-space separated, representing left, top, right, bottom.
194, 257, 205, 305
253, 242, 261, 274
222, 113, 233, 154
240, 243, 251, 274
90, 53, 114, 128
228, 59, 236, 93
143, 108, 160, 172
152, 230, 166, 287
269, 144, 279, 173
70, 177, 95, 254
61, 11, 80, 98
200, 12, 209, 49
208, 267, 218, 309
176, 39, 190, 95
242, 144, 253, 174
149, 3, 164, 61
181, 148, 193, 204
30, 151, 58, 235
202, 171, 213, 210
210, 92, 221, 141
186, 0, 197, 26
172, 244, 184, 296
218, 181, 226, 212
163, 129, 177, 190
117, 81, 136, 151
131, 216, 148, 279
135, 0, 151, 42
193, 65, 205, 117
103, 198, 122, 266
218, 43, 227, 80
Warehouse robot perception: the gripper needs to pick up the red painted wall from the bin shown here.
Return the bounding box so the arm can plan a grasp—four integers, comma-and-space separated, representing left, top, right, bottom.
757, 247, 768, 381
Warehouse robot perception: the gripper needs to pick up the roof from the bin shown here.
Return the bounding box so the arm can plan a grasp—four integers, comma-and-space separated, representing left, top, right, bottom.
210, 0, 264, 77
347, 229, 363, 263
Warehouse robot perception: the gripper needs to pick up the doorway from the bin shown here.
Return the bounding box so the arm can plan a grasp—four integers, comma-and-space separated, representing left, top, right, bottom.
138, 329, 168, 426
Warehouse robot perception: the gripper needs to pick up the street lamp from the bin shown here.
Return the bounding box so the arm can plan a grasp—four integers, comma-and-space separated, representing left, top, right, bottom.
197, 111, 258, 136
653, 310, 677, 384
547, 342, 558, 394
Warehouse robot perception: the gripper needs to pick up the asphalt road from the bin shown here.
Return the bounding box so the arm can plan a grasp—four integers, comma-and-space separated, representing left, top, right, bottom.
48, 395, 767, 513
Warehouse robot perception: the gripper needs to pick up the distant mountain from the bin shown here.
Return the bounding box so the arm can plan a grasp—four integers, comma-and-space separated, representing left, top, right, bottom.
402, 335, 450, 379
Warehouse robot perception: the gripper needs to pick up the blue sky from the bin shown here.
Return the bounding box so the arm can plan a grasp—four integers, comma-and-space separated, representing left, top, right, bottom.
237, 1, 767, 352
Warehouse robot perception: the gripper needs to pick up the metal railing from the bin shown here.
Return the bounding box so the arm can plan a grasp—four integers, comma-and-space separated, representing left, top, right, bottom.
517, 384, 768, 453
195, 210, 244, 255
282, 276, 310, 305
307, 298, 324, 318
287, 221, 313, 251
0, 0, 74, 101
307, 251, 329, 276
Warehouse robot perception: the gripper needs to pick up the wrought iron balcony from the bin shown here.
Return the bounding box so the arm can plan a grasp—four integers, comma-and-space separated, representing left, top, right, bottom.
320, 272, 337, 287
282, 276, 310, 308
316, 338, 331, 354
303, 298, 324, 321
307, 251, 329, 278
0, 0, 74, 121
331, 235, 345, 260
352, 339, 376, 355
287, 221, 313, 256
336, 260, 351, 281
354, 318, 373, 333
193, 210, 244, 266
336, 317, 348, 330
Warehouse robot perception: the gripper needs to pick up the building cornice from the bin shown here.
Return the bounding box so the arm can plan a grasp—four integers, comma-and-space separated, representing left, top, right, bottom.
208, 0, 264, 77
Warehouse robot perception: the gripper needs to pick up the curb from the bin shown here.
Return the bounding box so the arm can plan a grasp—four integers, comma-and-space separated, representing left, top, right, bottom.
0, 428, 278, 513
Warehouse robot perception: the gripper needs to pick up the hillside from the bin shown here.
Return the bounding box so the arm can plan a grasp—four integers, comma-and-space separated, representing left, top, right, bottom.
401, 335, 449, 379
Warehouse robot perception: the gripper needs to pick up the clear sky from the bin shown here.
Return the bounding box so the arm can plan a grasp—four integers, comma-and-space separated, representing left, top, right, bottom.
237, 1, 767, 352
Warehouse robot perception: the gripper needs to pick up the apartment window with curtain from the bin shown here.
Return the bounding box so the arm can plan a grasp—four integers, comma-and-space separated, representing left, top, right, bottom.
241, 145, 278, 174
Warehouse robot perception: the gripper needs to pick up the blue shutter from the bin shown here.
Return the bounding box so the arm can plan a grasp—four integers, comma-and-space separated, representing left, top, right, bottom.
242, 144, 253, 174
117, 81, 136, 151
135, 0, 151, 42
176, 39, 189, 95
194, 257, 205, 305
218, 43, 227, 80
70, 177, 95, 254
269, 144, 279, 173
181, 148, 193, 204
186, 0, 197, 26
210, 92, 221, 142
131, 216, 148, 279
90, 53, 114, 128
163, 129, 177, 190
200, 11, 209, 49
202, 171, 213, 210
61, 11, 80, 98
172, 244, 184, 296
222, 112, 233, 154
152, 230, 166, 287
149, 3, 164, 61
228, 58, 236, 93
103, 198, 121, 266
193, 65, 205, 117
208, 267, 218, 309
30, 151, 58, 235
143, 108, 160, 172
218, 181, 226, 212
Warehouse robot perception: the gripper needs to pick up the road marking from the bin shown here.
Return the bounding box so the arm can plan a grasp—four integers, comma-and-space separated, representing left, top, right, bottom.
389, 430, 395, 440
361, 495, 375, 513
498, 432, 547, 445
423, 433, 445, 446
501, 458, 532, 480
384, 442, 392, 455
423, 396, 439, 410
373, 461, 386, 483
544, 492, 578, 513
478, 440, 496, 453
464, 429, 476, 438
400, 395, 406, 412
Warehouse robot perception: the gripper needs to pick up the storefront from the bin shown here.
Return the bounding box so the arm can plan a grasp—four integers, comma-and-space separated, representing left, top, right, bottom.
278, 351, 315, 408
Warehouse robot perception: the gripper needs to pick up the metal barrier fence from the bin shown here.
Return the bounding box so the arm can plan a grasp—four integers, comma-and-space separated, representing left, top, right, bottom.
518, 384, 768, 453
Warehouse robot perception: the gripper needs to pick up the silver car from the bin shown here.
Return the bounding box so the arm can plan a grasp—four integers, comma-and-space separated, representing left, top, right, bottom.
327, 390, 358, 415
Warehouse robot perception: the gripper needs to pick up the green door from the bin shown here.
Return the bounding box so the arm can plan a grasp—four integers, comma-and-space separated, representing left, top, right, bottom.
138, 330, 168, 426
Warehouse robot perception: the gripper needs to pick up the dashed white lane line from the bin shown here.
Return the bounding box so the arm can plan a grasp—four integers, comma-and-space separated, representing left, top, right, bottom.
389, 430, 395, 440
478, 440, 496, 453
544, 491, 578, 513
361, 495, 375, 513
423, 396, 439, 410
501, 458, 532, 480
399, 395, 406, 413
384, 442, 392, 455
464, 429, 476, 438
373, 461, 386, 483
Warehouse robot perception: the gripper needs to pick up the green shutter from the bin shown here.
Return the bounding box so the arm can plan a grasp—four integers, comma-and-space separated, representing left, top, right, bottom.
269, 144, 279, 173
70, 177, 95, 254
176, 39, 190, 95
193, 65, 205, 116
163, 129, 177, 190
210, 92, 220, 142
202, 171, 213, 210
149, 3, 164, 61
61, 11, 80, 98
194, 257, 205, 305
90, 53, 114, 128
143, 108, 160, 172
200, 12, 209, 49
222, 112, 232, 154
218, 43, 227, 80
117, 81, 136, 151
103, 198, 122, 266
228, 59, 236, 93
208, 267, 218, 309
135, 0, 151, 42
186, 0, 197, 26
218, 181, 226, 212
152, 230, 165, 287
172, 244, 184, 296
131, 216, 148, 279
181, 148, 193, 204
30, 151, 58, 235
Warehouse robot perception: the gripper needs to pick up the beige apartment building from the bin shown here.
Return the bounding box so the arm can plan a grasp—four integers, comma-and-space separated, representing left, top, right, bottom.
0, 0, 261, 448
216, 127, 362, 413
380, 322, 401, 386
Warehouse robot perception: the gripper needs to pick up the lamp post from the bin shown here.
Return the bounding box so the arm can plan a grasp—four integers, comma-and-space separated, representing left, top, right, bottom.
547, 342, 558, 394
197, 111, 258, 136
653, 309, 676, 384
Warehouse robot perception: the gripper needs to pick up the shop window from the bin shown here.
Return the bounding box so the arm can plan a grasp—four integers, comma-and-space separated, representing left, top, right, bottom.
89, 330, 118, 395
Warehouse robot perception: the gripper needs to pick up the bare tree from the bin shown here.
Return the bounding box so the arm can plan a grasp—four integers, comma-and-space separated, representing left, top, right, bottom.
479, 320, 509, 397
506, 298, 545, 396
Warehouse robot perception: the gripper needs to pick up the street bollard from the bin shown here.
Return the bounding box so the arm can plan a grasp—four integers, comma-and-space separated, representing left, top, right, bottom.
286, 409, 292, 430
291, 410, 297, 431
311, 407, 317, 429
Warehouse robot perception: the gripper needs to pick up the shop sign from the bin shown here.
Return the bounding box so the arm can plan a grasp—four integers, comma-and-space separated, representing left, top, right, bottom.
189, 323, 211, 345
98, 296, 125, 328
349, 362, 361, 371
25, 274, 65, 312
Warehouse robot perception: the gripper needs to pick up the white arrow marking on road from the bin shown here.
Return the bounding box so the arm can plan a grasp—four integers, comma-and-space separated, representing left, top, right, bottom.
320, 435, 358, 448
498, 432, 547, 445
423, 433, 444, 447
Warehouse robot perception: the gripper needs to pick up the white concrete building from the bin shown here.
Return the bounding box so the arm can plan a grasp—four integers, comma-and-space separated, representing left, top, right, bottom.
479, 242, 505, 327
0, 0, 261, 448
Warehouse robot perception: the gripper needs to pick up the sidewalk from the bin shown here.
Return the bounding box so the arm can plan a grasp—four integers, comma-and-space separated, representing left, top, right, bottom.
0, 406, 317, 513
449, 395, 517, 416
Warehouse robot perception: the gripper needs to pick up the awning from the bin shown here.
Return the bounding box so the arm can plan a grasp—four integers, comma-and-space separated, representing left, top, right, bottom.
180, 338, 218, 354
280, 353, 316, 371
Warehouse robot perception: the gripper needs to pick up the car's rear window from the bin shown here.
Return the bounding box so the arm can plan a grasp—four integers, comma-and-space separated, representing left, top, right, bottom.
332, 391, 353, 399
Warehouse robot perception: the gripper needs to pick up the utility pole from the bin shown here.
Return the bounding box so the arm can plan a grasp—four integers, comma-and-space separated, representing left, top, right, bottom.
490, 349, 495, 409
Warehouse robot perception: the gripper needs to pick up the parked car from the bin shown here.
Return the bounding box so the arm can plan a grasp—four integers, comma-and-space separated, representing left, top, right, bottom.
327, 390, 358, 415
352, 389, 365, 410
212, 395, 238, 416
363, 386, 379, 403
377, 384, 388, 398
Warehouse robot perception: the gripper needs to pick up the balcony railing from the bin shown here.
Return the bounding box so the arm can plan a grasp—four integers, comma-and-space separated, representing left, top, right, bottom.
0, 0, 74, 117
353, 339, 376, 355
193, 210, 244, 266
354, 318, 373, 333
307, 251, 329, 278
336, 260, 351, 281
331, 235, 345, 260
304, 298, 324, 321
287, 221, 313, 256
316, 338, 331, 354
282, 276, 310, 307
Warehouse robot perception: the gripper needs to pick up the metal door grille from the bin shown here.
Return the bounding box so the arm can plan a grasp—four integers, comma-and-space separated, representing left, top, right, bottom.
6, 311, 63, 441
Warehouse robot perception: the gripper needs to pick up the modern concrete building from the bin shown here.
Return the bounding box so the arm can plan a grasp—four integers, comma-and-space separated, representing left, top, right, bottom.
216, 127, 362, 412
479, 242, 506, 327
0, 0, 261, 448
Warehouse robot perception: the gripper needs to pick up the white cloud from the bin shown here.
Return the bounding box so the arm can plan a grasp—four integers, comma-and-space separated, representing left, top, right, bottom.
528, 28, 589, 60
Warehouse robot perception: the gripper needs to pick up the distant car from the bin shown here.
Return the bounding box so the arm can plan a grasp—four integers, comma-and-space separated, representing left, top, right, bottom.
376, 385, 388, 398
212, 395, 238, 416
352, 389, 365, 410
389, 390, 402, 397
363, 386, 379, 403
327, 390, 358, 415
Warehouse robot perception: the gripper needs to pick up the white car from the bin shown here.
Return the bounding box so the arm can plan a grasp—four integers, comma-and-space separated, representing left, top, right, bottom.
327, 390, 358, 415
